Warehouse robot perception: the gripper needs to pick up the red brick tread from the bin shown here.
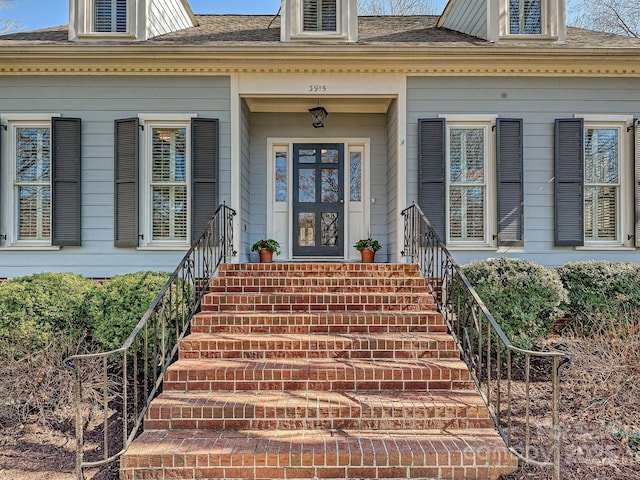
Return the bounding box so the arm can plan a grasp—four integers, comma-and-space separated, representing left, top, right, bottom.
120, 429, 517, 480
191, 312, 447, 334
163, 357, 475, 392
178, 332, 459, 360
144, 390, 495, 431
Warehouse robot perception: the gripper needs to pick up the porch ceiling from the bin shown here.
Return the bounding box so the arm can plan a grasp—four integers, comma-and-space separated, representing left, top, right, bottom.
242, 95, 394, 114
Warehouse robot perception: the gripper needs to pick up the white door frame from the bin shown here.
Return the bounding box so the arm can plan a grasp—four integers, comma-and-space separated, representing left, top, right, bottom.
267, 137, 371, 260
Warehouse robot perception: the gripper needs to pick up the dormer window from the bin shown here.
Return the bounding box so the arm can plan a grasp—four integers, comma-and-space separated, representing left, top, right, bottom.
303, 0, 337, 32
94, 0, 127, 33
509, 0, 542, 34
281, 0, 357, 42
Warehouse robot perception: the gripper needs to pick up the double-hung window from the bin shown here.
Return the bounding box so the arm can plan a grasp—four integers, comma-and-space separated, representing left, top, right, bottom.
555, 117, 634, 248
509, 0, 542, 34
114, 116, 219, 249
0, 115, 82, 248
418, 117, 524, 248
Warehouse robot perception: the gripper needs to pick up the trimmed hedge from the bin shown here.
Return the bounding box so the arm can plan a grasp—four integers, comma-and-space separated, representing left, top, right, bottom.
0, 273, 97, 351
89, 271, 170, 352
556, 261, 640, 335
460, 258, 568, 350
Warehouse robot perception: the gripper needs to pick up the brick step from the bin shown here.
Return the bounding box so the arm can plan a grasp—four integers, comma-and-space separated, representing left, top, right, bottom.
120, 429, 518, 480
178, 332, 459, 360
208, 276, 429, 294
201, 292, 435, 312
163, 358, 475, 392
144, 390, 494, 431
190, 312, 448, 334
218, 262, 421, 278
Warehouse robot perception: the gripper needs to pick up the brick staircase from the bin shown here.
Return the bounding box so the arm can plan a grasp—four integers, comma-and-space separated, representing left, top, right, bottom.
120, 263, 518, 480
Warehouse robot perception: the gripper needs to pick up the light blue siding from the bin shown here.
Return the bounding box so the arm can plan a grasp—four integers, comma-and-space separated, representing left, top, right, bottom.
0, 75, 231, 278
406, 76, 640, 266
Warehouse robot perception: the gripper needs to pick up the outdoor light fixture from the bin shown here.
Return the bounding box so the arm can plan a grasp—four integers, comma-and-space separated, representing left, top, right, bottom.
308, 102, 328, 128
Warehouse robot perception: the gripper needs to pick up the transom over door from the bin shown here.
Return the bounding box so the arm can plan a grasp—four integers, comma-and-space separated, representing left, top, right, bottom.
293, 144, 345, 256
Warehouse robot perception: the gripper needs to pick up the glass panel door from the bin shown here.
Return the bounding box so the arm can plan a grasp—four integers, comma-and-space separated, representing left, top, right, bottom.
293, 143, 344, 256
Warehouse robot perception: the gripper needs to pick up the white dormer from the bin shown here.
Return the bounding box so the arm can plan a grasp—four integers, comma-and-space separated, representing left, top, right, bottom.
281, 0, 358, 42
438, 0, 566, 43
69, 0, 197, 41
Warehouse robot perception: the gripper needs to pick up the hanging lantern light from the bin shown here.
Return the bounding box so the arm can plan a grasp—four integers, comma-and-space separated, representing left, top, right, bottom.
308, 102, 328, 128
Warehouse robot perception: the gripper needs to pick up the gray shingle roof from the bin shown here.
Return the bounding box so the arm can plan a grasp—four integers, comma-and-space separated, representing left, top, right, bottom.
1, 15, 639, 49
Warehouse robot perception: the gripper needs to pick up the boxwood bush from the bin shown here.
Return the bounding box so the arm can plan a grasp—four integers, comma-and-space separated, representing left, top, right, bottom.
556, 261, 640, 335
89, 271, 170, 352
459, 258, 567, 351
0, 273, 97, 352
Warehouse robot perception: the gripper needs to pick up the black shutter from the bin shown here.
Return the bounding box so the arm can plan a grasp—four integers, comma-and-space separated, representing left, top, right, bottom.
191, 118, 219, 244
555, 118, 584, 246
635, 118, 640, 247
496, 118, 524, 246
114, 118, 139, 248
51, 117, 82, 246
418, 118, 446, 242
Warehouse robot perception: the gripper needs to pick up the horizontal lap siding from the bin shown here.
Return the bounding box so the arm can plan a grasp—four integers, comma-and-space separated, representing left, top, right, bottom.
440, 0, 487, 39
147, 0, 194, 38
406, 76, 640, 266
0, 76, 231, 278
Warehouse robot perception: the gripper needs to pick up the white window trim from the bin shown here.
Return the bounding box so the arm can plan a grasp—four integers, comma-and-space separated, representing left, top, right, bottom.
0, 114, 61, 250
443, 118, 497, 249
577, 115, 634, 249
283, 0, 357, 42
137, 118, 193, 250
73, 0, 138, 40
497, 0, 565, 40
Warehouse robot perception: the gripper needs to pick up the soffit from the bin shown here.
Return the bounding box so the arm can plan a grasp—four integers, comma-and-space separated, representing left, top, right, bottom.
242, 96, 394, 114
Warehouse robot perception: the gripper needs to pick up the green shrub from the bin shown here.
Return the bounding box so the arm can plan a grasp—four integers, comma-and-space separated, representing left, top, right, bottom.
459, 258, 568, 351
89, 271, 170, 352
0, 273, 97, 352
556, 261, 640, 335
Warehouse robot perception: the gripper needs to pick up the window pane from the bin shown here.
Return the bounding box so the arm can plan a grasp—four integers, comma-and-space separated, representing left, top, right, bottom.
95, 0, 127, 32
153, 186, 187, 241
303, 0, 337, 31
18, 186, 51, 240
450, 128, 484, 184
321, 148, 338, 164
510, 0, 542, 34
275, 152, 288, 202
16, 127, 50, 182
298, 213, 316, 246
585, 128, 618, 184
299, 169, 316, 202
585, 186, 617, 241
152, 128, 186, 183
321, 168, 339, 202
350, 151, 362, 202
321, 212, 339, 246
299, 149, 316, 163
450, 186, 485, 241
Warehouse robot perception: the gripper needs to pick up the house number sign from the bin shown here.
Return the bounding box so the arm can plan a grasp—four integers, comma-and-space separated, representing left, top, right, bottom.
308, 85, 327, 93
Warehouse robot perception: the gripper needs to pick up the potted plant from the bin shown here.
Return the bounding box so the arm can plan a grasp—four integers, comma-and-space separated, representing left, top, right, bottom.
251, 239, 281, 263
354, 238, 382, 263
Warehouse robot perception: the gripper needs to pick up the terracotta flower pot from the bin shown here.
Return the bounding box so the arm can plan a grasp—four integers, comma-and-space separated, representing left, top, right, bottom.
259, 248, 274, 263
360, 248, 375, 263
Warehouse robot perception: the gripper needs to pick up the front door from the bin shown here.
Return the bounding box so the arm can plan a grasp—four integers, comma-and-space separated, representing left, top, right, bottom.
293, 144, 345, 257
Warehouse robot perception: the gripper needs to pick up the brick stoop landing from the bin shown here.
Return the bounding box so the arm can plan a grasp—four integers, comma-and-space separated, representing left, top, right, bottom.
121, 263, 518, 480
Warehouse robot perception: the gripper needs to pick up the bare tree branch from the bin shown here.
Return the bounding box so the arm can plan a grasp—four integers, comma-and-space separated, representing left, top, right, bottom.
570, 0, 639, 38
358, 0, 439, 16
0, 0, 20, 34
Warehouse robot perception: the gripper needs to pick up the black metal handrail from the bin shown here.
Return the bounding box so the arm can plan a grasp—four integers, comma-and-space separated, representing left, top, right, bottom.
65, 204, 236, 480
401, 203, 570, 480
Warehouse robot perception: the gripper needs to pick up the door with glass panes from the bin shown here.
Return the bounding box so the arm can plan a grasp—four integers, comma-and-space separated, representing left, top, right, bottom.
292, 144, 344, 256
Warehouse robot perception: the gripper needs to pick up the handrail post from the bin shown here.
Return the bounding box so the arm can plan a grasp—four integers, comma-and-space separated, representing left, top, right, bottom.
552, 355, 561, 480
73, 360, 85, 480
